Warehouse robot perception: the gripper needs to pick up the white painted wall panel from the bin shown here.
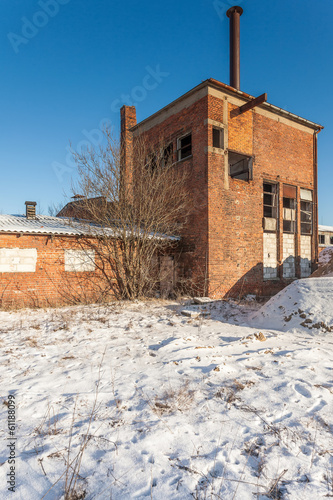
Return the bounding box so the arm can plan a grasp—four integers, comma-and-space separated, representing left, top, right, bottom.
300, 235, 312, 277
0, 248, 37, 272
283, 234, 295, 278
65, 250, 95, 272
263, 233, 277, 279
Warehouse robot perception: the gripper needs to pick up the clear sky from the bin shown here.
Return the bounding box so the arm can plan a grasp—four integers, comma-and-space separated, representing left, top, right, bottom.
1, 0, 332, 224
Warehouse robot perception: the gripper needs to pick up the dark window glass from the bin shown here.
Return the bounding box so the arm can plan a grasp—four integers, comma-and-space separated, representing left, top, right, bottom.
263, 183, 277, 219
163, 143, 173, 167
213, 128, 224, 149
178, 134, 192, 161
283, 220, 296, 233
300, 200, 312, 235
283, 197, 296, 209
229, 151, 253, 181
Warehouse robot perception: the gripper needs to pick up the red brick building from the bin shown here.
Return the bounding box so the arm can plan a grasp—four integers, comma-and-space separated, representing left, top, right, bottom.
0, 203, 179, 308
121, 77, 323, 298
0, 206, 105, 308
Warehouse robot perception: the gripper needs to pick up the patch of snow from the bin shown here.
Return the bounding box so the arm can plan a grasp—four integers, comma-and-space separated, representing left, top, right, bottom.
0, 294, 333, 499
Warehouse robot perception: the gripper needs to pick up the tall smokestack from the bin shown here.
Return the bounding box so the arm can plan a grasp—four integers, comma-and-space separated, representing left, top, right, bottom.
226, 6, 243, 90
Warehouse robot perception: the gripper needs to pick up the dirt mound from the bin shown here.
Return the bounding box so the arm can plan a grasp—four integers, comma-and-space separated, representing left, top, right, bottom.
311, 247, 333, 277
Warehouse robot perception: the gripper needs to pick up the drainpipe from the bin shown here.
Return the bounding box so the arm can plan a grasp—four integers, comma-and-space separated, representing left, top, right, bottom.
313, 128, 322, 272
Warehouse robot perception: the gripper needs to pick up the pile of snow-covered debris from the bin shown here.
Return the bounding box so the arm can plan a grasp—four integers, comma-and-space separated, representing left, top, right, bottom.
311, 246, 333, 277
1, 284, 333, 499
250, 277, 333, 333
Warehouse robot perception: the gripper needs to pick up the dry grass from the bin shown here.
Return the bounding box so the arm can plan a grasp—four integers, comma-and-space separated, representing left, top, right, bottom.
35, 402, 62, 437
149, 380, 195, 416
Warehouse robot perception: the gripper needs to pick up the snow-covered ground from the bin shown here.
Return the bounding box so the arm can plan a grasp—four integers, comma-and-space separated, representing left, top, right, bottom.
1, 280, 333, 499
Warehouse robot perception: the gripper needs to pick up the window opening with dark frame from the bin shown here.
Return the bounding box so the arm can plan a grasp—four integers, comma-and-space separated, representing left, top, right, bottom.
145, 153, 157, 173
263, 183, 278, 219
212, 128, 224, 149
300, 190, 313, 235
146, 142, 174, 172
177, 133, 192, 161
331, 236, 333, 245
319, 235, 326, 245
283, 185, 296, 233
229, 151, 253, 181
162, 143, 173, 167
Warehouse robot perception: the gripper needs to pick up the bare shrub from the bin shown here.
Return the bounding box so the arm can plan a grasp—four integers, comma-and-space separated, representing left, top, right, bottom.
68, 127, 191, 300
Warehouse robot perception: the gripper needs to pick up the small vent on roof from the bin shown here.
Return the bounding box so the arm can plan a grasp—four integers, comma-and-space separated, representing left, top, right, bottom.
25, 201, 37, 220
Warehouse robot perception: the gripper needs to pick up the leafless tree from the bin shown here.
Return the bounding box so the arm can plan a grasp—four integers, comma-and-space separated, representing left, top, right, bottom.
69, 128, 191, 300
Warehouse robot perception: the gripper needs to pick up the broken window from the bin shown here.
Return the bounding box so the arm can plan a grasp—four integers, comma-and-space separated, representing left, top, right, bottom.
300, 189, 313, 235
229, 151, 253, 181
283, 185, 296, 233
162, 143, 173, 167
177, 133, 192, 161
145, 152, 158, 172
319, 235, 325, 245
263, 183, 278, 218
263, 183, 278, 231
212, 127, 224, 149
146, 143, 174, 172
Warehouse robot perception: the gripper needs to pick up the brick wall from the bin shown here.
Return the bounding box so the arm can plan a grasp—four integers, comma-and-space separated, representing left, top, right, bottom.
122, 81, 319, 298
131, 95, 210, 294
207, 93, 316, 297
0, 233, 104, 308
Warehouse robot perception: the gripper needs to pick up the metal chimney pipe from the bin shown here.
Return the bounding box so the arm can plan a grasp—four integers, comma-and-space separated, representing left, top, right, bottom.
226, 6, 243, 90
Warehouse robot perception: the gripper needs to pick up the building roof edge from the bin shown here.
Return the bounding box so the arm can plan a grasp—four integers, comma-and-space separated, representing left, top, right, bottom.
131, 78, 323, 132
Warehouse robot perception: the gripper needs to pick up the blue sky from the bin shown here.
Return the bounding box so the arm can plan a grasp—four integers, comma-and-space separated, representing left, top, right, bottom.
1, 0, 332, 224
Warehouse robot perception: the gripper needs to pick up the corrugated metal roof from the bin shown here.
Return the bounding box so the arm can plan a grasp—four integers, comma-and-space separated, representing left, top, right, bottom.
0, 214, 98, 236
0, 214, 180, 241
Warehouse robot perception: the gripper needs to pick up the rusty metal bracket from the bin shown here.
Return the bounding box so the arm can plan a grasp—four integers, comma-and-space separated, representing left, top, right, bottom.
231, 93, 267, 118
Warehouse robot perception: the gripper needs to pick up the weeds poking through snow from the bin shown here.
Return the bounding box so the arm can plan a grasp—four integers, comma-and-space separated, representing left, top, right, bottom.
149, 380, 195, 415
265, 468, 288, 499
324, 465, 333, 497
35, 402, 62, 437
40, 351, 106, 500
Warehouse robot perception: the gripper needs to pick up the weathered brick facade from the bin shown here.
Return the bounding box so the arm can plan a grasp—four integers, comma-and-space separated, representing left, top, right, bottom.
0, 80, 323, 308
122, 79, 323, 298
0, 214, 179, 308
0, 232, 101, 308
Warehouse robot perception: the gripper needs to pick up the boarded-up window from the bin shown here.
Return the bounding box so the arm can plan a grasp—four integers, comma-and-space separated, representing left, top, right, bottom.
0, 248, 37, 273
64, 250, 95, 272
283, 185, 297, 199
